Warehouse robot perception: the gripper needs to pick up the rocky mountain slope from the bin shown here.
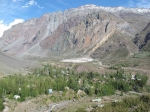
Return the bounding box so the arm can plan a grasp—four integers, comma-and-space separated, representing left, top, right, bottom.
0, 51, 33, 75
133, 22, 150, 51
0, 5, 150, 59
91, 31, 139, 59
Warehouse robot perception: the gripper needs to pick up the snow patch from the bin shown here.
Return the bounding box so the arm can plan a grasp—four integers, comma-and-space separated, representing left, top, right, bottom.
78, 4, 150, 14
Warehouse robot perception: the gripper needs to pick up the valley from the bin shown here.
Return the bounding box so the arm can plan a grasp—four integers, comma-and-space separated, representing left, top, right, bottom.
0, 4, 150, 112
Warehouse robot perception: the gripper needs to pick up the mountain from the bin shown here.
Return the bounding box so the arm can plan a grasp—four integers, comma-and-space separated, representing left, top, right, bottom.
133, 22, 150, 51
0, 5, 150, 59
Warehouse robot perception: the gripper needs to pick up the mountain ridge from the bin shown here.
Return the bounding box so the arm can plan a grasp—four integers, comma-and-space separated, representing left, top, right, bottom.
0, 5, 150, 59
77, 4, 150, 14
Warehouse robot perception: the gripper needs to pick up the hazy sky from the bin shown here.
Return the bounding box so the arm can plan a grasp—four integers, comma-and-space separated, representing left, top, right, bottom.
0, 0, 150, 37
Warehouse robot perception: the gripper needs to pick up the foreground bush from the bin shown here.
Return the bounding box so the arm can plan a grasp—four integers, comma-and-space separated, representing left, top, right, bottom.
93, 94, 150, 112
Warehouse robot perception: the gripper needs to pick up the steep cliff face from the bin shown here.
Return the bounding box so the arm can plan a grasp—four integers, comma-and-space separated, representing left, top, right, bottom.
133, 23, 150, 51
0, 5, 150, 59
40, 11, 125, 56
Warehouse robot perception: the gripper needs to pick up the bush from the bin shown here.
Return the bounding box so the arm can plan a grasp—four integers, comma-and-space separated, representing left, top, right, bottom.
0, 98, 4, 111
49, 96, 57, 102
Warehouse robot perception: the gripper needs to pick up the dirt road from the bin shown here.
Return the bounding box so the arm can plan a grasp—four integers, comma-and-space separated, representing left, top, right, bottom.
44, 100, 72, 112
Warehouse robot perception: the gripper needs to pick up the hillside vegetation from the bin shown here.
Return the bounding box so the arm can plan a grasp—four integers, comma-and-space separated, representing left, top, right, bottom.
0, 64, 149, 111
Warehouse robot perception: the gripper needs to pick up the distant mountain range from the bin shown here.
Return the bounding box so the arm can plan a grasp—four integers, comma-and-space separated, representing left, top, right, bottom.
0, 5, 150, 59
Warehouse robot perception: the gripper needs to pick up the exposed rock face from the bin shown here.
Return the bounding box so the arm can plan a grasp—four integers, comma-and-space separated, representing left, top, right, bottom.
0, 5, 150, 59
40, 11, 126, 57
0, 12, 64, 56
133, 23, 150, 51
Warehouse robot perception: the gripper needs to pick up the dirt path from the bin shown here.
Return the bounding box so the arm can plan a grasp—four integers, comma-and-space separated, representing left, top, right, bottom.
44, 100, 72, 112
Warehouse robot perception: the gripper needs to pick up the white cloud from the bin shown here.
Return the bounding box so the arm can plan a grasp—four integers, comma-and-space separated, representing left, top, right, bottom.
22, 0, 43, 8
27, 0, 37, 5
0, 19, 24, 38
22, 0, 37, 8
0, 0, 25, 24
128, 0, 150, 8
